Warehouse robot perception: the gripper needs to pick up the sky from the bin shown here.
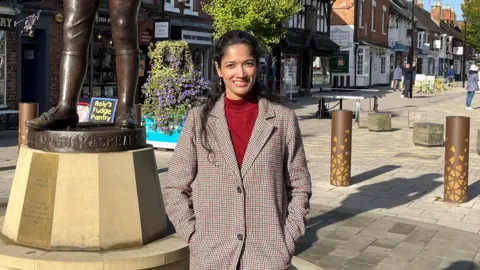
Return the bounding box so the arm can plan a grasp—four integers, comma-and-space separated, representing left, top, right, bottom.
422, 0, 464, 20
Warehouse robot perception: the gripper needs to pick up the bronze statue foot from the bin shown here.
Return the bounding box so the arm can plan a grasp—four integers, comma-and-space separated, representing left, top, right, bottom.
115, 113, 136, 129
25, 107, 79, 131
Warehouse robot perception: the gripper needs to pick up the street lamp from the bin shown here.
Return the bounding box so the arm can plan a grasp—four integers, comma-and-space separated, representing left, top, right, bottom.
462, 14, 467, 88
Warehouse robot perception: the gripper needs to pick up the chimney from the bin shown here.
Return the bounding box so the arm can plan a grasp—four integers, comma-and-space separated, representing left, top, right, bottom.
431, 1, 442, 26
415, 0, 424, 9
442, 5, 452, 24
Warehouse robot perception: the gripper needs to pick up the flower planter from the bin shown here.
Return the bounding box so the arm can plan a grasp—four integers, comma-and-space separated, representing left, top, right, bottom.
144, 117, 182, 150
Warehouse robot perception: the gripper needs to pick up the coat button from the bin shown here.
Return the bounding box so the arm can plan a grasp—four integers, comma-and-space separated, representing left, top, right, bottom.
237, 234, 243, 241
237, 186, 242, 193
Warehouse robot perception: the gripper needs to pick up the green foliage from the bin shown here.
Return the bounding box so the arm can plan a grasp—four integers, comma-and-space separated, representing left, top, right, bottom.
141, 41, 209, 135
202, 0, 302, 51
462, 0, 480, 51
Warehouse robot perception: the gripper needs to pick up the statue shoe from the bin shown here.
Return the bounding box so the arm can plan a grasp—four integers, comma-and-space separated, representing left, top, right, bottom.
25, 107, 79, 131
115, 112, 136, 129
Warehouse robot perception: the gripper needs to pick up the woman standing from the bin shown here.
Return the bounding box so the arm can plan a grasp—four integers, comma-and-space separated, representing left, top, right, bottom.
466, 64, 479, 110
164, 30, 312, 269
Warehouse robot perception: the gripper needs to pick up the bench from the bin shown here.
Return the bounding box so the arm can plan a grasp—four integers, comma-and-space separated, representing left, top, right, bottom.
0, 110, 19, 130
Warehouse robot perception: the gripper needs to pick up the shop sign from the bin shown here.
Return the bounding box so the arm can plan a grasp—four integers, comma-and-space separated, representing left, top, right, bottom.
140, 29, 153, 46
154, 20, 170, 40
0, 14, 15, 31
330, 52, 349, 73
181, 30, 213, 45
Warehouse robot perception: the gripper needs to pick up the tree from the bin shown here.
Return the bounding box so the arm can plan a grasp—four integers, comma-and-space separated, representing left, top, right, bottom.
202, 0, 302, 51
461, 0, 480, 51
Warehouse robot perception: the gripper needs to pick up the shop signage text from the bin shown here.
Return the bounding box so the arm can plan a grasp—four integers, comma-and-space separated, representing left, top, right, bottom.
181, 30, 212, 45
0, 15, 16, 31
94, 13, 110, 26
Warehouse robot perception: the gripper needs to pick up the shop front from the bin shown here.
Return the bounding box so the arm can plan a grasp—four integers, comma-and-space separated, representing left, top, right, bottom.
81, 12, 116, 100
180, 29, 213, 81
0, 6, 16, 110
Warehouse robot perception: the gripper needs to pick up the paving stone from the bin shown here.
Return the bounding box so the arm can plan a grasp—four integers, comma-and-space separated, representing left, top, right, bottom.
420, 239, 452, 257
452, 237, 480, 254
339, 235, 376, 252
421, 210, 465, 221
375, 256, 412, 270
388, 222, 417, 235
389, 242, 424, 261
342, 258, 376, 270
403, 228, 438, 246
342, 216, 377, 228
370, 233, 405, 249
324, 226, 363, 241
315, 249, 359, 270
404, 254, 444, 270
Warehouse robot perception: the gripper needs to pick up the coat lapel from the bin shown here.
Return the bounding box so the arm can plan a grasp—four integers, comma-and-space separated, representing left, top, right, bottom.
208, 95, 243, 183
240, 98, 276, 178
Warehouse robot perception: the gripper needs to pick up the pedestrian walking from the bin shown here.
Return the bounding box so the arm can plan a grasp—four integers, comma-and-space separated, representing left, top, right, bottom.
164, 30, 312, 269
402, 63, 416, 98
393, 65, 403, 91
447, 65, 456, 83
466, 64, 479, 110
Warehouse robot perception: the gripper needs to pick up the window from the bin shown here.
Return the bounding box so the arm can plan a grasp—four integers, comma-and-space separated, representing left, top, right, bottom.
330, 29, 350, 48
371, 5, 376, 31
380, 56, 386, 74
184, 0, 192, 9
359, 0, 364, 28
382, 6, 386, 35
0, 31, 5, 107
357, 49, 364, 75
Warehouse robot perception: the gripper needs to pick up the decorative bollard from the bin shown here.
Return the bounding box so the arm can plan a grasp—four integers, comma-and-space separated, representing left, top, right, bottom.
18, 103, 38, 150
330, 110, 353, 187
444, 116, 470, 203
134, 103, 142, 126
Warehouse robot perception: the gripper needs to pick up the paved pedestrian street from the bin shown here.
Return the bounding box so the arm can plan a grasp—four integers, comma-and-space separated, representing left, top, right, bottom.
1, 85, 480, 269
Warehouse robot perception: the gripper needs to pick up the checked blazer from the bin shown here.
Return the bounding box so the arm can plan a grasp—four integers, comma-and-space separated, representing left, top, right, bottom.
164, 95, 312, 269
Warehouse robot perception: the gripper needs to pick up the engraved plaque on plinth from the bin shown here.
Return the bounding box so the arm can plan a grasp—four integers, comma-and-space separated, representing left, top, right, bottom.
16, 152, 58, 248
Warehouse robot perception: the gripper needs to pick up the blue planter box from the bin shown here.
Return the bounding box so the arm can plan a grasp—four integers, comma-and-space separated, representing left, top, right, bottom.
144, 118, 182, 150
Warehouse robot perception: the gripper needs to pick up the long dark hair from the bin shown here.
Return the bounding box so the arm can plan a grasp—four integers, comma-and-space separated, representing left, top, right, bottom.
200, 30, 282, 153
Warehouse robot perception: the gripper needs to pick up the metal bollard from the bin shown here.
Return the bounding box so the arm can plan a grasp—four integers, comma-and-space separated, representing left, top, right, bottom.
444, 116, 470, 203
134, 104, 142, 126
18, 103, 38, 151
330, 110, 353, 187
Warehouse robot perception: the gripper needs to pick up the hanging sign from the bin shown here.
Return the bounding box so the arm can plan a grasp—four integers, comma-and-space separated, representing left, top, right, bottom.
20, 11, 41, 37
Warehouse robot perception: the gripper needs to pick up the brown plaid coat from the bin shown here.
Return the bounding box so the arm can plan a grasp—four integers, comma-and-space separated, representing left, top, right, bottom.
164, 95, 312, 269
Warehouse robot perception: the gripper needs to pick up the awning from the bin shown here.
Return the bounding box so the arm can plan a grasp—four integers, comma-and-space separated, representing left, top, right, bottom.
283, 28, 311, 48
310, 34, 339, 56
392, 44, 405, 52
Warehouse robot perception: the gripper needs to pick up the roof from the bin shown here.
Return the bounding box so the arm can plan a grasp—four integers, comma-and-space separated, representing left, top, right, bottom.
400, 0, 443, 33
390, 0, 412, 21
440, 20, 463, 40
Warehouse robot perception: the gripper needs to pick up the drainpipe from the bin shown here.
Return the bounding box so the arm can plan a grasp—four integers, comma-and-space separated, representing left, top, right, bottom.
353, 0, 358, 88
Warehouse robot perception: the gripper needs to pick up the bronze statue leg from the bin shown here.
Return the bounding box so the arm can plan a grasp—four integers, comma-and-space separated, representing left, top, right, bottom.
25, 0, 100, 130
110, 0, 142, 128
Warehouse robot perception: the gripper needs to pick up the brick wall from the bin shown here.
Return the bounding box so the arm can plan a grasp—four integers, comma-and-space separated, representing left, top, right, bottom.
357, 0, 390, 46
6, 31, 17, 110
331, 0, 355, 26
331, 0, 389, 46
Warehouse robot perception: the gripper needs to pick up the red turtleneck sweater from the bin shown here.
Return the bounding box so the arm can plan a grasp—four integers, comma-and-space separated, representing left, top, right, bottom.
224, 94, 259, 167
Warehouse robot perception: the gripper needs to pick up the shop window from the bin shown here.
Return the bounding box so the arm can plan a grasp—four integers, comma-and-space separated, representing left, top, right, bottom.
380, 56, 386, 74
82, 30, 116, 98
357, 49, 364, 75
193, 48, 204, 74
0, 31, 5, 107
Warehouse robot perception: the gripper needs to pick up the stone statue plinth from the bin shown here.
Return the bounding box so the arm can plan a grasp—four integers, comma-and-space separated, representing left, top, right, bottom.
0, 126, 189, 269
